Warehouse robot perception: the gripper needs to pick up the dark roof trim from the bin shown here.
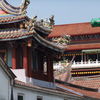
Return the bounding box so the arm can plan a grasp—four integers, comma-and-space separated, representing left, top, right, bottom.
0, 57, 16, 79
55, 79, 98, 92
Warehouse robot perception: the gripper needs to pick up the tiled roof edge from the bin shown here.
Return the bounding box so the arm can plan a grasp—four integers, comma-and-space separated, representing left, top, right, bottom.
54, 22, 90, 26
14, 80, 82, 99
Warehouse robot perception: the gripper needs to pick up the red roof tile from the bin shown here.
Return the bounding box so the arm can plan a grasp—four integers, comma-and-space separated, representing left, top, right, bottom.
58, 83, 100, 99
49, 22, 100, 37
70, 76, 100, 89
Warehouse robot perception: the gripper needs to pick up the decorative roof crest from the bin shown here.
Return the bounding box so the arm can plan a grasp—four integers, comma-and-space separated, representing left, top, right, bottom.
52, 35, 71, 46
24, 15, 55, 34
20, 0, 30, 14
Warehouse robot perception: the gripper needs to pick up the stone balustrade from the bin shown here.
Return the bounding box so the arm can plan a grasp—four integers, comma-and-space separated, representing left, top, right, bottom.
72, 60, 100, 68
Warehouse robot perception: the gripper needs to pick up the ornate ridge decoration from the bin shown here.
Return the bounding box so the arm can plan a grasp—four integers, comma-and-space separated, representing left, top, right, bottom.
0, 0, 30, 15
52, 35, 71, 46
33, 33, 65, 53
25, 15, 55, 35
34, 15, 55, 35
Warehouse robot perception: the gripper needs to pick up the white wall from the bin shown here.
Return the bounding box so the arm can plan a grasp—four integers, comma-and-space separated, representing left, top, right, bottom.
0, 66, 11, 100
13, 87, 64, 100
12, 69, 55, 88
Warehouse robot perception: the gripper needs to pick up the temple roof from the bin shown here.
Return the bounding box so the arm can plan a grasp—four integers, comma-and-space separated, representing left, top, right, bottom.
57, 82, 100, 99
0, 1, 65, 52
49, 22, 100, 37
33, 33, 65, 53
70, 75, 100, 89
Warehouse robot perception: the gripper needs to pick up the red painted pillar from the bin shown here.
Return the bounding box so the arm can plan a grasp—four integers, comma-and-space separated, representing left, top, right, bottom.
23, 46, 28, 75
12, 48, 17, 69
28, 47, 32, 77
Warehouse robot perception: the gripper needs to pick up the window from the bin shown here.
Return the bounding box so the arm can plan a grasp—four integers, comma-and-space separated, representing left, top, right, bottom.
43, 61, 47, 74
18, 94, 24, 100
37, 96, 43, 100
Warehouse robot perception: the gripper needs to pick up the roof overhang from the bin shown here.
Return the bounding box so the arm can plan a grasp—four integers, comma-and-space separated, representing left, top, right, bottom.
33, 33, 65, 53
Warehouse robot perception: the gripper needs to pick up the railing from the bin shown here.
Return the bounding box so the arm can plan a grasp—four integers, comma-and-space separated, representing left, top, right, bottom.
72, 60, 100, 68
54, 59, 100, 70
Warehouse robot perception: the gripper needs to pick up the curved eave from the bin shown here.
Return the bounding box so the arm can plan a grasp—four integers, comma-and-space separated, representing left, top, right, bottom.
34, 24, 52, 36
33, 33, 65, 53
0, 0, 21, 15
0, 0, 29, 15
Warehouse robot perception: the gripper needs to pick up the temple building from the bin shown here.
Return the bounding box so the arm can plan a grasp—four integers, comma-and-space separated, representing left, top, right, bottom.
49, 22, 100, 99
1, 0, 100, 100
0, 0, 66, 87
49, 22, 100, 78
0, 0, 90, 100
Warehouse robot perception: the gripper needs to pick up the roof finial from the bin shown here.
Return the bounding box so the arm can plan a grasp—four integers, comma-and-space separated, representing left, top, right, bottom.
49, 15, 55, 27
20, 0, 30, 14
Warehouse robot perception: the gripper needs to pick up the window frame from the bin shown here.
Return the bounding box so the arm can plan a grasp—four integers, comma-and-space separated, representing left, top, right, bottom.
37, 96, 43, 100
17, 93, 24, 100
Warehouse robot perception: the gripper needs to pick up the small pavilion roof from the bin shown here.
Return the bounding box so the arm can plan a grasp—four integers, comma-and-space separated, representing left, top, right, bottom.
49, 22, 100, 38
0, 1, 65, 53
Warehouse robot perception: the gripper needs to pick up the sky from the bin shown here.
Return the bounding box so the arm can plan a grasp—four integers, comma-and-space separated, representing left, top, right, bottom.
7, 0, 100, 25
